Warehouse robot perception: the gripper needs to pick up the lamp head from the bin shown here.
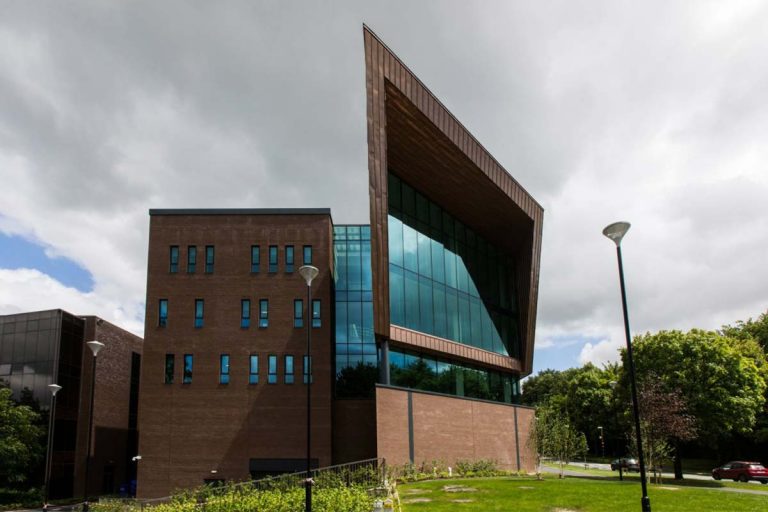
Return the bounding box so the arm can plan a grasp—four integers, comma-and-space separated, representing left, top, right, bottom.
48, 384, 62, 396
602, 221, 631, 246
298, 265, 319, 286
86, 340, 105, 357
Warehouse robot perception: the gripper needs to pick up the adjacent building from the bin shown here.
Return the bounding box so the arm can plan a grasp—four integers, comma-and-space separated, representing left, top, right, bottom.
136, 26, 543, 498
0, 310, 142, 498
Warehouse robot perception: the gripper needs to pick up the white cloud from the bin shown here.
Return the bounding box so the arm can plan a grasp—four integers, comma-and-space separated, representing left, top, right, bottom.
0, 268, 143, 335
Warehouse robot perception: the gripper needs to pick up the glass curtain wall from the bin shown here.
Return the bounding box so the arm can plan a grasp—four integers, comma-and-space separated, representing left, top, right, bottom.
388, 173, 521, 358
333, 225, 377, 398
390, 348, 520, 404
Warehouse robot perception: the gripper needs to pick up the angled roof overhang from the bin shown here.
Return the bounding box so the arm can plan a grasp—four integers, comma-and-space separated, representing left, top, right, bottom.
364, 26, 543, 376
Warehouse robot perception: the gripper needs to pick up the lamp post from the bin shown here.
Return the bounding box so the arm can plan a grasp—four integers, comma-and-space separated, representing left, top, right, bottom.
603, 221, 650, 512
83, 340, 105, 511
609, 380, 623, 481
298, 265, 319, 512
43, 383, 62, 509
598, 426, 605, 459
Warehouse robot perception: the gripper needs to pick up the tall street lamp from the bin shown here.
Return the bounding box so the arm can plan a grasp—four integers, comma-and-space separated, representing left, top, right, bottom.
43, 383, 62, 509
298, 264, 319, 512
603, 221, 651, 512
598, 426, 605, 459
83, 340, 105, 511
609, 380, 624, 481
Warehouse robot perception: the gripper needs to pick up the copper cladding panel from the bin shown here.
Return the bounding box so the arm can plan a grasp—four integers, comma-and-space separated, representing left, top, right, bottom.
364, 26, 543, 376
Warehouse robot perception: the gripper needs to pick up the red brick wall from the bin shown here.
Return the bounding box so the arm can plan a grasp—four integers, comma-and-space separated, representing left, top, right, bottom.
137, 213, 333, 498
332, 400, 377, 464
375, 386, 536, 473
74, 317, 143, 498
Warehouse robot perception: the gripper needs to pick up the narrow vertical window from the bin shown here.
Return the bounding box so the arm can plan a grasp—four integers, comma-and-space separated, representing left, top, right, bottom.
183, 354, 193, 384
219, 354, 230, 384
251, 245, 260, 273
169, 246, 179, 273
195, 299, 204, 328
268, 355, 277, 384
241, 299, 251, 328
294, 299, 304, 328
205, 245, 214, 273
285, 245, 294, 273
158, 299, 168, 327
312, 299, 321, 328
303, 245, 313, 265
259, 299, 269, 328
187, 246, 197, 273
284, 355, 294, 384
269, 245, 278, 273
303, 355, 312, 384
249, 355, 259, 384
164, 354, 174, 384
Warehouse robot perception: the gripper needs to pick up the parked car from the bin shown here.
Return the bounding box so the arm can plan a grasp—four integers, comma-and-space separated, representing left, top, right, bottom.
611, 458, 640, 472
712, 461, 768, 483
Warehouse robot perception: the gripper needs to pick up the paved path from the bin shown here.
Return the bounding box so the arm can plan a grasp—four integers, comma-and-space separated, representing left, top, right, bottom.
542, 462, 768, 495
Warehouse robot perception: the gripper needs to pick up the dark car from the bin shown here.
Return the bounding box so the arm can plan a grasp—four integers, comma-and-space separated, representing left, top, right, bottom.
712, 461, 768, 483
611, 458, 640, 472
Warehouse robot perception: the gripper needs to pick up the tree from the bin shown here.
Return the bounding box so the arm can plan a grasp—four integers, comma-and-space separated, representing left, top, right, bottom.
0, 386, 44, 486
627, 329, 767, 475
522, 364, 620, 457
629, 379, 696, 483
532, 405, 588, 478
722, 310, 768, 352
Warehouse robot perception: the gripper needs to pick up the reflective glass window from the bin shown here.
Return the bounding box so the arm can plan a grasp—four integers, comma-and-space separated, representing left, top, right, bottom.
241, 299, 250, 328
303, 355, 312, 384
312, 300, 321, 328
249, 355, 259, 384
259, 299, 269, 328
158, 299, 168, 327
187, 246, 196, 273
284, 355, 294, 384
294, 299, 303, 328
164, 354, 174, 384
386, 174, 519, 356
183, 354, 193, 384
219, 354, 230, 384
303, 245, 312, 265
205, 246, 214, 273
169, 246, 179, 273
268, 355, 277, 384
285, 245, 294, 273
194, 299, 204, 328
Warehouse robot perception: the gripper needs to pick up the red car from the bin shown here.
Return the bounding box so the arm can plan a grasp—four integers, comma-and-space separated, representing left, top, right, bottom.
712, 461, 768, 483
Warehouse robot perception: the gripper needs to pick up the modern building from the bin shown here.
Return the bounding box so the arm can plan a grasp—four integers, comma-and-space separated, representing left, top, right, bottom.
136, 26, 542, 498
0, 310, 143, 499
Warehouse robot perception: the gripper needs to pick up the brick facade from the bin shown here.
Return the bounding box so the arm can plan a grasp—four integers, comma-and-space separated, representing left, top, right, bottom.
375, 385, 536, 473
137, 210, 334, 498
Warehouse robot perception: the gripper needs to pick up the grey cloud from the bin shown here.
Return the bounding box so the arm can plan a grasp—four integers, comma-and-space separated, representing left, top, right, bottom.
0, 1, 766, 353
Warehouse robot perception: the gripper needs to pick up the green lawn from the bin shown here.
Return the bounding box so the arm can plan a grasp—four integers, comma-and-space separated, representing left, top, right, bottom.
398, 476, 768, 512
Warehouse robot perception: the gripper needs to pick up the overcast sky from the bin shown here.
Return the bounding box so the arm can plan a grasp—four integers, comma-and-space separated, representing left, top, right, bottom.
1, 1, 766, 373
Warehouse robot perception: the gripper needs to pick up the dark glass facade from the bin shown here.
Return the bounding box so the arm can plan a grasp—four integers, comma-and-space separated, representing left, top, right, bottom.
390, 348, 519, 404
333, 225, 377, 398
0, 310, 84, 498
387, 173, 521, 358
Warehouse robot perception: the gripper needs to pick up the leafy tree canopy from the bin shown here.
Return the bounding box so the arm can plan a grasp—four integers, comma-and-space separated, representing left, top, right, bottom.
0, 386, 44, 486
627, 329, 766, 443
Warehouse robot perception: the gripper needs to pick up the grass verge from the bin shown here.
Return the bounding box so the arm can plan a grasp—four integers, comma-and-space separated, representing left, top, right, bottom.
399, 475, 768, 512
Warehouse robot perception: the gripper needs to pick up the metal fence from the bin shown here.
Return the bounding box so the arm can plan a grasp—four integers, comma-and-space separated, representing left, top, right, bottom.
83, 457, 387, 511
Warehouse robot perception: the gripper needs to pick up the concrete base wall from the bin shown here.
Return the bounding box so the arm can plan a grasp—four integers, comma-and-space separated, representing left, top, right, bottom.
375, 385, 536, 472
